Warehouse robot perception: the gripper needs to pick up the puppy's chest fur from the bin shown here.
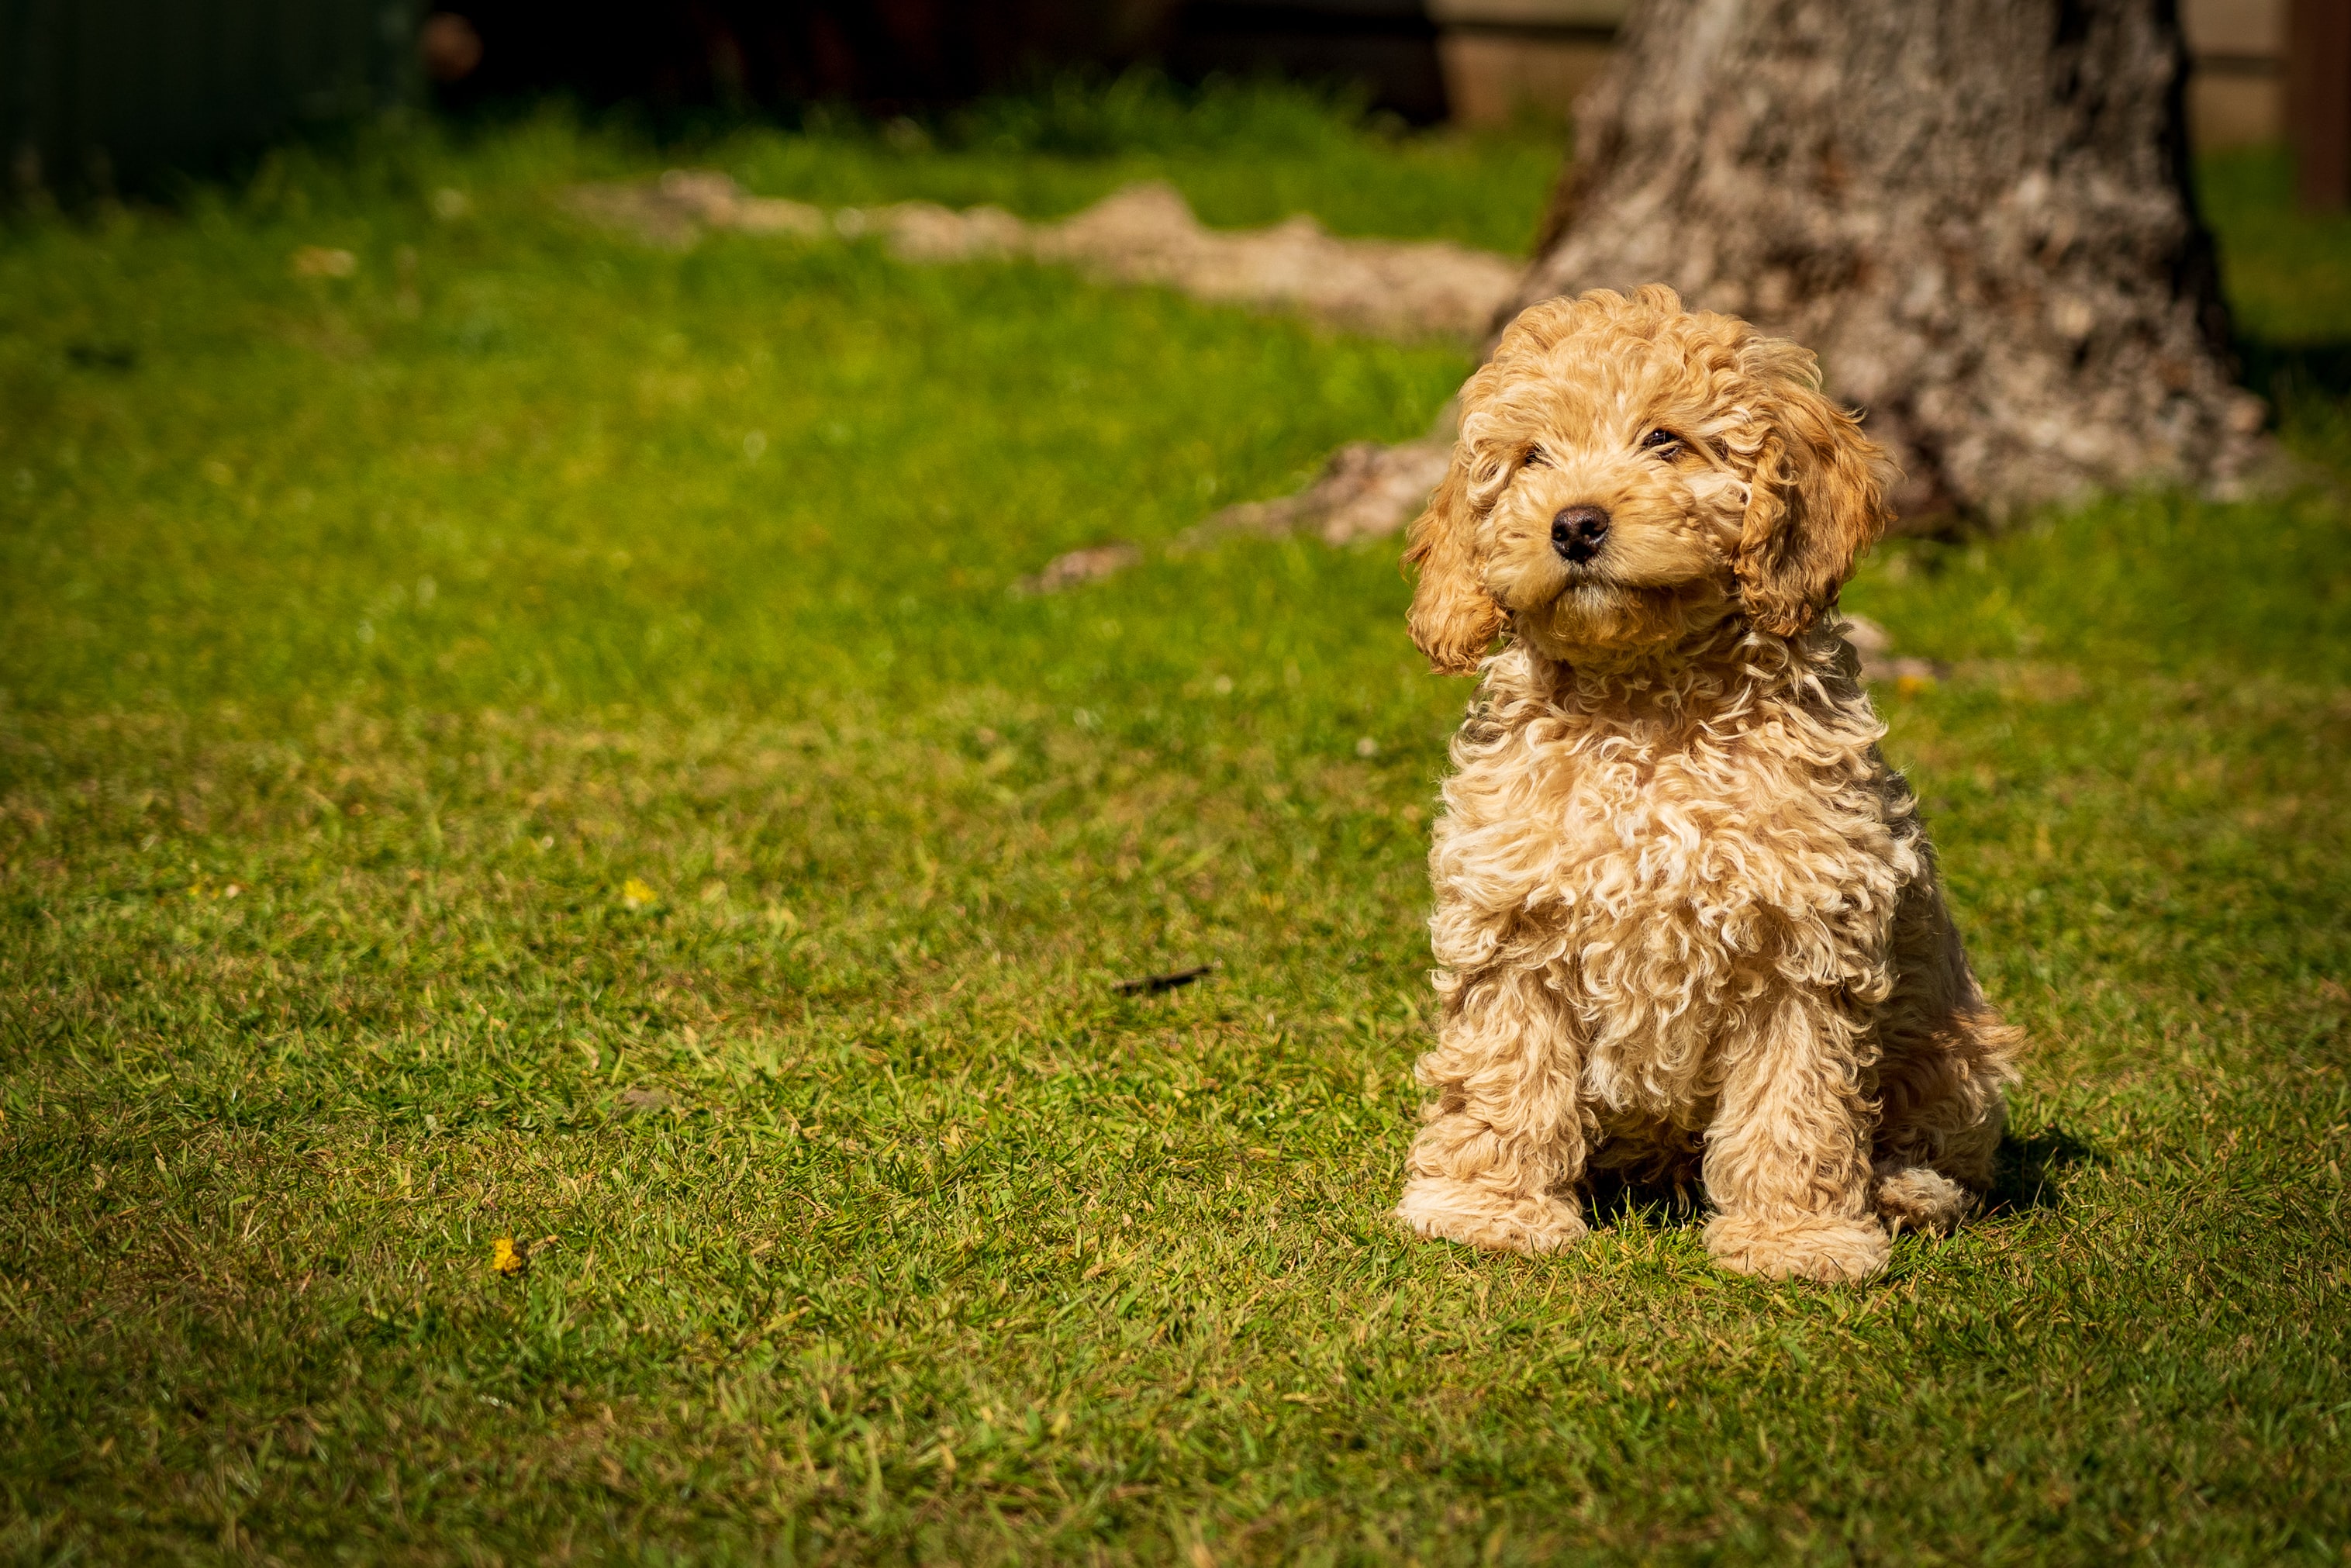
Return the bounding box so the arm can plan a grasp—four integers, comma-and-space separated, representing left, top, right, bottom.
1428, 641, 1925, 1121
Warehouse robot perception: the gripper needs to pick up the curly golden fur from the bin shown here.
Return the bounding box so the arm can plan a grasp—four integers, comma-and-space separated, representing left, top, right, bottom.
1396, 286, 2021, 1283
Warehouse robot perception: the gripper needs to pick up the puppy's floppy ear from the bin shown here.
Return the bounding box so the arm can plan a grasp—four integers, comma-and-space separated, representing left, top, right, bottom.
1734, 358, 1895, 638
1403, 451, 1505, 675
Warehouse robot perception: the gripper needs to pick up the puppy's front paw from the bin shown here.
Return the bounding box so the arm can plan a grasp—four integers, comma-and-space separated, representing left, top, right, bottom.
1704, 1211, 1889, 1283
1873, 1165, 1975, 1236
1396, 1177, 1587, 1255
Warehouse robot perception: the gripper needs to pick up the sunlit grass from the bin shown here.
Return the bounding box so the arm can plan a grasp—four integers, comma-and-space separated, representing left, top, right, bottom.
2, 99, 2346, 1563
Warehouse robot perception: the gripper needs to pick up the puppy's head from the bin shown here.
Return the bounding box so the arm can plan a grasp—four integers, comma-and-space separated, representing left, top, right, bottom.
1404, 285, 1894, 672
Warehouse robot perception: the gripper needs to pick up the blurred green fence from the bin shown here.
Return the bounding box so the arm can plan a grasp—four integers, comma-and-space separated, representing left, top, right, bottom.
2, 0, 418, 200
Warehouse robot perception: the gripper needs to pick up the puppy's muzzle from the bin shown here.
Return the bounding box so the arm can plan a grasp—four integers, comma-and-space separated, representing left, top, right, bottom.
1551, 505, 1610, 565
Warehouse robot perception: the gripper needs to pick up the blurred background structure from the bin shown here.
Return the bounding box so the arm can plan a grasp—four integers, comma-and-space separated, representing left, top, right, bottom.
4, 0, 2345, 204
2, 0, 418, 199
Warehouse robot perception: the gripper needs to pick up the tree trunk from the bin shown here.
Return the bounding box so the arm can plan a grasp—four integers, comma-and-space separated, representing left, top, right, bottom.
1519, 0, 2265, 523
1231, 0, 2270, 541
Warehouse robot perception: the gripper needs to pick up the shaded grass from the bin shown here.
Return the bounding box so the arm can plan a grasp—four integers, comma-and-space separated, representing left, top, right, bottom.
2199, 146, 2351, 347
2, 104, 2349, 1563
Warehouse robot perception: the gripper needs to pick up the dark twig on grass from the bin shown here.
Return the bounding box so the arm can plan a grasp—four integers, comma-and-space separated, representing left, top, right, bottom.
1112, 965, 1215, 996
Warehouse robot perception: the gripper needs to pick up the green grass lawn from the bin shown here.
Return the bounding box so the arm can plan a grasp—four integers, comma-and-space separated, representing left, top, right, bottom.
3, 95, 2349, 1564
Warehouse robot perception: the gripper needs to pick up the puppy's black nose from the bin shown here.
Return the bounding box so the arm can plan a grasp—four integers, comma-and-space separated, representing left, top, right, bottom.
1551, 504, 1610, 564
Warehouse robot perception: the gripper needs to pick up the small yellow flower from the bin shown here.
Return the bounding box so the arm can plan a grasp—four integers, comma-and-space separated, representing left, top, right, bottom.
491, 1237, 525, 1275
621, 877, 658, 910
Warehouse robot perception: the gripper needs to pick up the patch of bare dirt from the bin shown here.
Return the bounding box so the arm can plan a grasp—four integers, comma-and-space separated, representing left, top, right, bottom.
564, 170, 828, 249
1025, 182, 1516, 340
1015, 542, 1143, 596
1187, 437, 1454, 549
565, 172, 1518, 341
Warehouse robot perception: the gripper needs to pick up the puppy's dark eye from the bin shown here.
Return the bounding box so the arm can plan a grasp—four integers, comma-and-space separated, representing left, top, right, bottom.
1641, 428, 1680, 453
1522, 447, 1551, 468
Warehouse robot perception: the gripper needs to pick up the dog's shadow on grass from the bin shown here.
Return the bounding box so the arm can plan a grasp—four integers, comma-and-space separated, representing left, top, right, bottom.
1580, 1169, 1704, 1235
1573, 1124, 2099, 1234
1979, 1124, 2100, 1217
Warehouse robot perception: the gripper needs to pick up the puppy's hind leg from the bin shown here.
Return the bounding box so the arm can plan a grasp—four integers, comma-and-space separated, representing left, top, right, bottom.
1872, 1006, 2021, 1235
1396, 966, 1590, 1255
1871, 883, 2024, 1236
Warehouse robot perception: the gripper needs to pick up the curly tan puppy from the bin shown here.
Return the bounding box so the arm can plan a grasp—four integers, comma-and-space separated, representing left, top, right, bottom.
1396, 286, 2020, 1283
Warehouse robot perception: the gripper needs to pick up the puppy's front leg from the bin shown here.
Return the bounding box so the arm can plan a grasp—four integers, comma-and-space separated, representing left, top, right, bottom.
1396, 966, 1590, 1255
1703, 989, 1890, 1283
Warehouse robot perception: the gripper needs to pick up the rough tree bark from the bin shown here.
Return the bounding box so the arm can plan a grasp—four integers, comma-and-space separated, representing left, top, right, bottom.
1244, 0, 2270, 540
